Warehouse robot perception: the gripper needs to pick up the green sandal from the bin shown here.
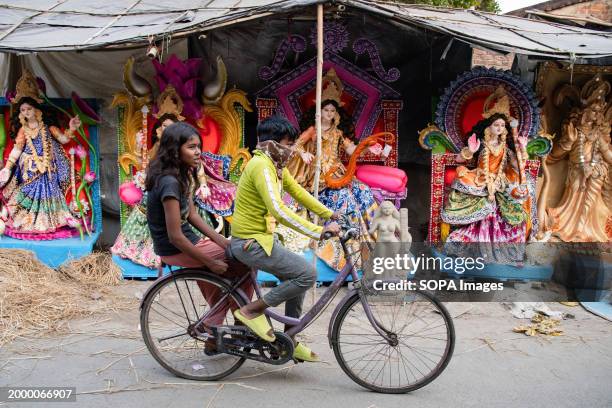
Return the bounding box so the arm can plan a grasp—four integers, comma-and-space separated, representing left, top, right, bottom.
233, 310, 276, 342
293, 342, 320, 362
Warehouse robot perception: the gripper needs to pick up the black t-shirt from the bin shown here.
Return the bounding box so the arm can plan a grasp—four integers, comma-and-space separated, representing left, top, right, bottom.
147, 175, 200, 256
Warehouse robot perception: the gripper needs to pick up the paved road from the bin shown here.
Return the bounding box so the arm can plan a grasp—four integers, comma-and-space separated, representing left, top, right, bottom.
1, 282, 611, 408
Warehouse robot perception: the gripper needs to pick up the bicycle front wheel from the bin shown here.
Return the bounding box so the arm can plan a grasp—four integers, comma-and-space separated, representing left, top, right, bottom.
331, 290, 455, 393
140, 270, 246, 381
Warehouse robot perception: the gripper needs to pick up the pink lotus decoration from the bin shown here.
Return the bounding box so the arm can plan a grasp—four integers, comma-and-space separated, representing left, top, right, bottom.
74, 145, 87, 160
152, 54, 203, 119
119, 181, 143, 205
84, 171, 96, 183
66, 217, 82, 229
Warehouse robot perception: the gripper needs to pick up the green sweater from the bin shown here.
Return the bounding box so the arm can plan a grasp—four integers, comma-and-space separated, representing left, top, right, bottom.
231, 151, 333, 255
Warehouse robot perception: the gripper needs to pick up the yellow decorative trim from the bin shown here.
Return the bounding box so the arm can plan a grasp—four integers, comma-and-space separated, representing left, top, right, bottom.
202, 89, 253, 157
538, 131, 555, 141
418, 123, 443, 150
118, 153, 140, 174
229, 148, 252, 174
441, 222, 450, 242
460, 147, 474, 160
111, 92, 147, 173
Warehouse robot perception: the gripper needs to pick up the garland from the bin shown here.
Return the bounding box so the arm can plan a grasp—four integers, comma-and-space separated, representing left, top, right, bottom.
22, 123, 51, 174
578, 130, 601, 174
481, 128, 508, 201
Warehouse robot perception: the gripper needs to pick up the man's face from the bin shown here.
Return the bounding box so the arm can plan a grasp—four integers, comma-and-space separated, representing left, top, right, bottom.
279, 136, 294, 147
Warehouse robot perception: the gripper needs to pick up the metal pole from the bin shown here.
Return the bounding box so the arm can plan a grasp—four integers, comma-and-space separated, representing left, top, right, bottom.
310, 4, 324, 305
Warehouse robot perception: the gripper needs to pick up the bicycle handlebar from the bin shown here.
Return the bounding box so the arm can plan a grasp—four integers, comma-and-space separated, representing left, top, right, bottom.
322, 227, 359, 240
322, 231, 335, 240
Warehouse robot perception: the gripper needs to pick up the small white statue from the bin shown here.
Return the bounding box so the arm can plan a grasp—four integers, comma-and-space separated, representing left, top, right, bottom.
370, 201, 400, 242
369, 201, 415, 278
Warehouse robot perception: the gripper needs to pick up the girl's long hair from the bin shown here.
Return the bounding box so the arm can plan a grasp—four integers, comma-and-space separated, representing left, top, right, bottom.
10, 97, 59, 139
145, 122, 200, 196
299, 99, 355, 142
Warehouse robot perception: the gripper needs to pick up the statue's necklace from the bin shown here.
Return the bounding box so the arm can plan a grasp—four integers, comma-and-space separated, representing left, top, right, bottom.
23, 122, 50, 173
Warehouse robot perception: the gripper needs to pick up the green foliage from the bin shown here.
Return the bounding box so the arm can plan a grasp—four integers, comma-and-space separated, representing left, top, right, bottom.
393, 0, 501, 13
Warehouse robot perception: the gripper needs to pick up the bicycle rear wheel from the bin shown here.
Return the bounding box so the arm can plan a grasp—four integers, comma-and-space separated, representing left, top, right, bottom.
331, 290, 454, 393
140, 270, 246, 380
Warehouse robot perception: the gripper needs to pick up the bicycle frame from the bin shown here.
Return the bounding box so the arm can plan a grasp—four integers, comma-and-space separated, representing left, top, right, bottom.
187, 239, 396, 343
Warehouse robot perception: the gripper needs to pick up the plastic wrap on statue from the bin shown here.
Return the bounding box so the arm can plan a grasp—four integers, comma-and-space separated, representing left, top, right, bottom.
255, 24, 406, 278
534, 64, 611, 309
419, 68, 552, 280
0, 70, 102, 267
540, 73, 611, 243
112, 55, 251, 278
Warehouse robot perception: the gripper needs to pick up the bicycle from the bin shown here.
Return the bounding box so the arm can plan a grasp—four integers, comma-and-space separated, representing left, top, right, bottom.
140, 217, 455, 394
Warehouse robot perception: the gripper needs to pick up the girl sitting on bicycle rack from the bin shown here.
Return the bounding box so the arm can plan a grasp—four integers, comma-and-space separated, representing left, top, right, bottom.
229, 116, 340, 362
145, 122, 254, 340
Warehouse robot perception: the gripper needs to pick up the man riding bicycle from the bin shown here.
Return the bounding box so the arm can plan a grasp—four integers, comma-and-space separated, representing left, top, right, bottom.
230, 115, 340, 362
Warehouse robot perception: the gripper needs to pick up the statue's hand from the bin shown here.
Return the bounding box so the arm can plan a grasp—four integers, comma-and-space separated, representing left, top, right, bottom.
368, 143, 383, 156
69, 117, 81, 132
565, 121, 578, 142
468, 133, 481, 153
510, 119, 519, 129
517, 135, 528, 149
300, 151, 315, 164
0, 168, 11, 188
329, 211, 341, 221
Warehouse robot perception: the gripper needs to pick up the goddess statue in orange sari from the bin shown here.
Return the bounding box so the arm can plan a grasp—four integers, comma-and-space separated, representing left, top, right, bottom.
441, 91, 532, 261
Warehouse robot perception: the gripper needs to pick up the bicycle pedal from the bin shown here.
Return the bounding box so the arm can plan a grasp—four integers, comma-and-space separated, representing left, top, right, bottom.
204, 345, 220, 356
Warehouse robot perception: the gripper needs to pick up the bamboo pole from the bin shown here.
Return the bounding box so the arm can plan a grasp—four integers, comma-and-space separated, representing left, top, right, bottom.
310, 4, 324, 305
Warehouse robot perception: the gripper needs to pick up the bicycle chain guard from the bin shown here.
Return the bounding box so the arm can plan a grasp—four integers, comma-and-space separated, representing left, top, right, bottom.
212, 326, 295, 365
